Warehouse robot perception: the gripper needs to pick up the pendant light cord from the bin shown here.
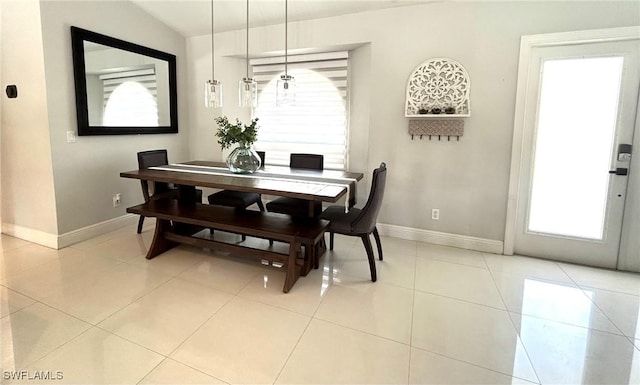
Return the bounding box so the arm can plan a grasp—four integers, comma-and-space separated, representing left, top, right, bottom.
211, 0, 216, 83
284, 0, 288, 77
246, 0, 250, 80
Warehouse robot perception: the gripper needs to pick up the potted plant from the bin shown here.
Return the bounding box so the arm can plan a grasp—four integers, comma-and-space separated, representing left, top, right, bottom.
214, 116, 261, 174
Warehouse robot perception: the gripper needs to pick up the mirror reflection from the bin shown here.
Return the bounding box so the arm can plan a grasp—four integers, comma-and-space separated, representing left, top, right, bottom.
83, 41, 170, 127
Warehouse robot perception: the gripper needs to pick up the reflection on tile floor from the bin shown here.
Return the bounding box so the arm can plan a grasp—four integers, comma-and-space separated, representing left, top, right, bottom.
1, 225, 640, 384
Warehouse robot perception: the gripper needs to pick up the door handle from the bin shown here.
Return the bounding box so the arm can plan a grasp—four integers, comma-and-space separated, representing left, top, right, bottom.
609, 168, 628, 176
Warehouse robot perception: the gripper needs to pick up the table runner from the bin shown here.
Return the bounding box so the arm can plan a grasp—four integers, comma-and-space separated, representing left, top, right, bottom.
150, 164, 357, 212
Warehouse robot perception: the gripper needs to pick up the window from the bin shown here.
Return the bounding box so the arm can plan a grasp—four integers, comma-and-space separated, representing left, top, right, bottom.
252, 52, 349, 170
101, 67, 159, 126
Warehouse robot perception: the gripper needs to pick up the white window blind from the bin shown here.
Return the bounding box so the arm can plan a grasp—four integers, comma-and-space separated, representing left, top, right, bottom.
100, 66, 159, 126
252, 51, 349, 170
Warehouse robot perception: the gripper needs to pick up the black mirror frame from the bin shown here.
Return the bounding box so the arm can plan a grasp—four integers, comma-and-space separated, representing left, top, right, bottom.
71, 26, 179, 136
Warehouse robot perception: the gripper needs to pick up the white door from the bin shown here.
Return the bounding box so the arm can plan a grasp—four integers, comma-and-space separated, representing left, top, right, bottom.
513, 38, 639, 268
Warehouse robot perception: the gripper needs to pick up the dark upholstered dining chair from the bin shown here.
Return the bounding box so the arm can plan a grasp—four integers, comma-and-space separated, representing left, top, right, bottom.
136, 149, 202, 233
266, 153, 324, 218
207, 151, 266, 212
319, 162, 387, 282
207, 151, 266, 242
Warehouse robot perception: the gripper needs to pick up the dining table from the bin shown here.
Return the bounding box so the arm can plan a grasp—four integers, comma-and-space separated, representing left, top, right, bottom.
120, 161, 364, 290
122, 160, 364, 212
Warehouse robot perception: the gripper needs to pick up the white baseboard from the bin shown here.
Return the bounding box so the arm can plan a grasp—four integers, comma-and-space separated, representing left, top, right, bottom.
3, 216, 501, 254
57, 214, 138, 248
2, 215, 138, 249
377, 223, 504, 254
1, 222, 59, 249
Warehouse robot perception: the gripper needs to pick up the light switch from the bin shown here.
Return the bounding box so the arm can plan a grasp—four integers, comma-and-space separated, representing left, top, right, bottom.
67, 131, 77, 143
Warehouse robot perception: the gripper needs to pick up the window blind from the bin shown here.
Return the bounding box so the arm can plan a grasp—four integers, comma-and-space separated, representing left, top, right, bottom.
252, 51, 349, 170
100, 66, 159, 126
100, 66, 157, 107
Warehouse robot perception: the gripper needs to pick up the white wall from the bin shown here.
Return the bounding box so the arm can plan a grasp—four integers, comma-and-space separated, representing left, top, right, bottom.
187, 1, 639, 243
38, 0, 189, 235
1, 0, 59, 241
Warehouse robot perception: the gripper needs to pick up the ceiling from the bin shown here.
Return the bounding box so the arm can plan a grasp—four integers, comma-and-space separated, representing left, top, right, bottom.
130, 0, 430, 37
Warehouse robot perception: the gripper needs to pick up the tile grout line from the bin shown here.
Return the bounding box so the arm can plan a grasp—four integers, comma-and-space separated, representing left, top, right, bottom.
556, 262, 630, 337
484, 257, 542, 385
272, 312, 315, 384
15, 305, 96, 371
158, 291, 237, 382
407, 239, 418, 385
410, 344, 541, 384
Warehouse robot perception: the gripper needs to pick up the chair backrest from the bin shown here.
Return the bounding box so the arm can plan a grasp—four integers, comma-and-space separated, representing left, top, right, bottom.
290, 153, 324, 170
257, 151, 266, 169
137, 149, 171, 199
352, 162, 387, 234
138, 149, 169, 169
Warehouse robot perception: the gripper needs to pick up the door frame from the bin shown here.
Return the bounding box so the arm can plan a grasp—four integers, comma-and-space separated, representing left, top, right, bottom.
504, 26, 640, 271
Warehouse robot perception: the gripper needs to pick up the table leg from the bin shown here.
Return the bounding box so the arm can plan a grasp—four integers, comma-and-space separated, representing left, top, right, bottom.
146, 218, 178, 259
307, 200, 315, 217
283, 241, 302, 293
178, 185, 198, 204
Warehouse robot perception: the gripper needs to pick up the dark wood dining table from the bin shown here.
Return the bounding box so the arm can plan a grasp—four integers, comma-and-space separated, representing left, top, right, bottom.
121, 160, 363, 215
120, 161, 364, 289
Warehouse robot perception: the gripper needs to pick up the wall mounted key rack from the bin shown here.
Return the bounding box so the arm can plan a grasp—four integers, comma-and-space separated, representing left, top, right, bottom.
404, 58, 470, 141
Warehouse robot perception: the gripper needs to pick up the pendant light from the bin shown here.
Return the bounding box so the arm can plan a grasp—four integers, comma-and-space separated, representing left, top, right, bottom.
204, 0, 223, 108
239, 0, 257, 108
276, 0, 295, 106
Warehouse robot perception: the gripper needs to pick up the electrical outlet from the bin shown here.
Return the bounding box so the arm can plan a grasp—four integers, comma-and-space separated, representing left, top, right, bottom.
66, 130, 76, 143
113, 193, 121, 207
431, 208, 440, 220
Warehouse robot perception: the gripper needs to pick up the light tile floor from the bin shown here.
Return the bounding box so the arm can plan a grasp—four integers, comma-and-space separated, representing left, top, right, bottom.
1, 222, 640, 384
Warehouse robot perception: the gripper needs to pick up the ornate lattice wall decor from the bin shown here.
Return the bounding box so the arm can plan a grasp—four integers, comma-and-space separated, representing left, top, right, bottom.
405, 58, 471, 117
408, 120, 464, 141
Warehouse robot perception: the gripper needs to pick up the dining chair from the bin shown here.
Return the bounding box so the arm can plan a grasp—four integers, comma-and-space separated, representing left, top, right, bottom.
207, 151, 266, 242
319, 162, 387, 282
266, 153, 324, 218
207, 151, 266, 211
136, 149, 202, 233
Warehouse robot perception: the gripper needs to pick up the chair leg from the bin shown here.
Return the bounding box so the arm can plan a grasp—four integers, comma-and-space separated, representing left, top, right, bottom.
360, 235, 377, 282
257, 198, 265, 212
329, 232, 335, 250
137, 215, 145, 234
258, 197, 273, 245
372, 226, 383, 261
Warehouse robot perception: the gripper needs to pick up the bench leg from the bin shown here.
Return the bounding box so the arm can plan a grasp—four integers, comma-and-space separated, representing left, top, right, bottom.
146, 218, 178, 259
137, 215, 145, 234
314, 236, 327, 269
283, 241, 302, 293
299, 236, 327, 276
300, 244, 312, 277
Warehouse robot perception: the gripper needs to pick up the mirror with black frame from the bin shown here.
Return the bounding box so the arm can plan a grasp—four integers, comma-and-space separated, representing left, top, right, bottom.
71, 26, 178, 135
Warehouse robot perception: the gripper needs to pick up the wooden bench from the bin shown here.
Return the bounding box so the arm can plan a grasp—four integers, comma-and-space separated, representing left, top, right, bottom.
126, 199, 328, 293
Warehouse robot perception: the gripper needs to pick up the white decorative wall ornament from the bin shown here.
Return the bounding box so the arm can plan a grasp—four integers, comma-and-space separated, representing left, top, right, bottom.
405, 58, 471, 117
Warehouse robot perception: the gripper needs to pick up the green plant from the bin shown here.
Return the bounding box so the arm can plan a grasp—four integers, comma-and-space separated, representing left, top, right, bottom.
214, 116, 259, 150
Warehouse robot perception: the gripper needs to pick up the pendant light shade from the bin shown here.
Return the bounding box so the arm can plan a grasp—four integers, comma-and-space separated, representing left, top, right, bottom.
205, 80, 223, 108
239, 0, 257, 108
204, 0, 223, 108
276, 0, 295, 106
239, 78, 258, 107
276, 75, 295, 106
